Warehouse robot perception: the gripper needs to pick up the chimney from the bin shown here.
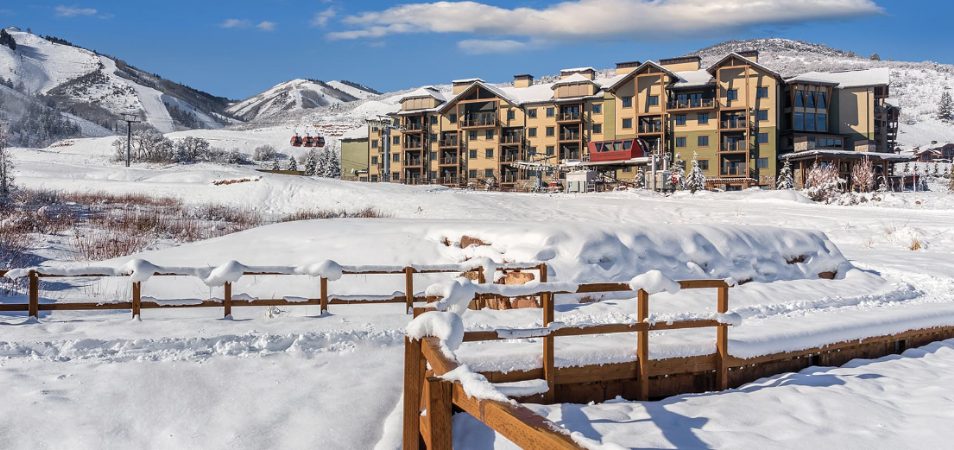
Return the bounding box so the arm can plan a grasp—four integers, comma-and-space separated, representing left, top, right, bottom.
737, 50, 759, 63
452, 78, 483, 94
659, 56, 701, 72
560, 67, 596, 80
615, 61, 641, 75
513, 74, 534, 88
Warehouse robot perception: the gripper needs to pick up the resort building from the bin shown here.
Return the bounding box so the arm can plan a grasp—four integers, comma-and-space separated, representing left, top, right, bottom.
361, 51, 900, 191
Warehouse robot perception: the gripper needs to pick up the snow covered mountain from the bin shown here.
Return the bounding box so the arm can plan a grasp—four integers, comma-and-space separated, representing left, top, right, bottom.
226, 78, 379, 122
0, 28, 234, 134
691, 38, 954, 147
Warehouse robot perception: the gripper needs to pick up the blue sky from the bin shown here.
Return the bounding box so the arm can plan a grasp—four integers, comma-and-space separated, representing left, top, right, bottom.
1, 1, 948, 100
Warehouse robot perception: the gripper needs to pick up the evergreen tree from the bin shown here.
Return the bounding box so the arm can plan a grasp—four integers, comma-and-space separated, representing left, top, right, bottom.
325, 149, 341, 178
0, 29, 15, 51
684, 152, 707, 194
304, 150, 318, 175
314, 149, 328, 176
670, 155, 686, 190
286, 156, 298, 172
776, 160, 795, 190
634, 167, 645, 189
939, 91, 954, 123
270, 159, 281, 171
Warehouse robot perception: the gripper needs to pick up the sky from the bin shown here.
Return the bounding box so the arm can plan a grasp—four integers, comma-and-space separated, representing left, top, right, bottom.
1, 1, 949, 100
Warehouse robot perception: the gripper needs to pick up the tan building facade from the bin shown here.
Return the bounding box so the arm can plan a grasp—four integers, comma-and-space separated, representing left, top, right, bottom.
365, 51, 899, 191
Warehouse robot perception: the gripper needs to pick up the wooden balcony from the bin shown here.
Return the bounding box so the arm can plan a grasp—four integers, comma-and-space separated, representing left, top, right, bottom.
720, 167, 748, 177
403, 122, 424, 133
557, 111, 582, 123
439, 139, 459, 148
720, 119, 749, 131
461, 113, 497, 128
638, 123, 663, 134
500, 151, 521, 162
500, 134, 522, 145
439, 156, 459, 165
403, 141, 424, 150
720, 141, 748, 152
559, 132, 581, 142
667, 98, 716, 111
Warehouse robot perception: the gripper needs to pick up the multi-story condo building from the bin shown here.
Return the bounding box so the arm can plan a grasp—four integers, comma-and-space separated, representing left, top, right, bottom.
363, 51, 900, 191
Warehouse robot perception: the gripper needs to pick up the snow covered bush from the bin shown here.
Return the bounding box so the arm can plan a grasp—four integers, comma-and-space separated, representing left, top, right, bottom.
804, 163, 844, 203
7, 103, 81, 148
670, 156, 686, 190
776, 160, 795, 190
286, 156, 298, 172
253, 145, 278, 162
684, 152, 707, 193
174, 136, 210, 163
850, 157, 875, 192
634, 167, 645, 189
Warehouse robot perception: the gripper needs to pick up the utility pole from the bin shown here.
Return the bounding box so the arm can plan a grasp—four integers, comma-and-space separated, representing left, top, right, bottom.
121, 113, 140, 168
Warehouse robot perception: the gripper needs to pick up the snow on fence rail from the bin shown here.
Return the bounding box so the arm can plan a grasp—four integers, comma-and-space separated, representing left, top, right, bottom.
404, 278, 733, 449
0, 261, 547, 319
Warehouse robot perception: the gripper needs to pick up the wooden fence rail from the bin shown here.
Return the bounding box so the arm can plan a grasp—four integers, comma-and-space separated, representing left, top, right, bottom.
405, 279, 732, 448
0, 264, 546, 320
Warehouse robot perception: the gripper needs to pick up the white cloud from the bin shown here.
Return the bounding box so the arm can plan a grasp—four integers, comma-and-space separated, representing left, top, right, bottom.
311, 7, 337, 27
257, 21, 276, 31
458, 39, 540, 55
328, 0, 883, 50
54, 5, 98, 17
221, 18, 251, 29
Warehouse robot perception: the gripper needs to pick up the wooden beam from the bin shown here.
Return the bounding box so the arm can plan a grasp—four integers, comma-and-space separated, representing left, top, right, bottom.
320, 277, 329, 314
716, 285, 729, 390
542, 289, 555, 403
403, 338, 425, 450
405, 267, 415, 313
424, 377, 453, 450
28, 270, 39, 320
223, 282, 232, 318
132, 281, 141, 319
636, 288, 649, 400
421, 337, 459, 376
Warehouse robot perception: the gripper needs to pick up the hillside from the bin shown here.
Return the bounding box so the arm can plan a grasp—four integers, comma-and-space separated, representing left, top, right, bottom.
226, 78, 378, 122
692, 38, 954, 147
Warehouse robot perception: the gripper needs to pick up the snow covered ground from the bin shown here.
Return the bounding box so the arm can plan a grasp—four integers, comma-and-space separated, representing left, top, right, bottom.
3, 141, 954, 449
456, 338, 954, 449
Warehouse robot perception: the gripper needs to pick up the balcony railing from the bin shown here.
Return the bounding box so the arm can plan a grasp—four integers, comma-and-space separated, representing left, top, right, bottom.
720, 119, 748, 130
720, 141, 747, 152
439, 138, 459, 148
501, 151, 520, 162
500, 173, 519, 183
404, 158, 423, 166
638, 123, 662, 133
439, 156, 459, 165
404, 122, 424, 132
667, 98, 715, 110
439, 176, 461, 185
559, 132, 580, 141
462, 113, 497, 128
558, 111, 582, 122
720, 166, 747, 177
404, 141, 424, 150
500, 134, 522, 144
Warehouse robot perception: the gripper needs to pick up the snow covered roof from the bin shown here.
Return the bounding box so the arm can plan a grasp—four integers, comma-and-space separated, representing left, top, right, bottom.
560, 67, 596, 73
606, 61, 678, 91
780, 149, 912, 161
706, 52, 782, 79
452, 78, 484, 84
498, 83, 556, 104
340, 126, 369, 140
397, 86, 446, 103
672, 70, 714, 88
787, 68, 890, 88
551, 73, 597, 88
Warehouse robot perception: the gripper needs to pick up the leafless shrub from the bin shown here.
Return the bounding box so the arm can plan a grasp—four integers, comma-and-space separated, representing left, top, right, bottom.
805, 163, 845, 203
851, 157, 876, 193
71, 231, 149, 261
193, 204, 263, 228
278, 207, 389, 222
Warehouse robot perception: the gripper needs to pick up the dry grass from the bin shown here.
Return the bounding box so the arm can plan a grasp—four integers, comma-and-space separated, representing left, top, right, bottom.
71, 231, 150, 261
279, 207, 389, 222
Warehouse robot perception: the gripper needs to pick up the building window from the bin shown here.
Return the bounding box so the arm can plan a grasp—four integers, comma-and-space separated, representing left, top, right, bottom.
430, 151, 437, 160
816, 92, 827, 109
546, 146, 554, 156
430, 133, 438, 142
393, 136, 400, 145
484, 169, 494, 178
675, 137, 687, 147
757, 109, 769, 121
430, 115, 438, 125
392, 153, 400, 162
371, 156, 378, 164
758, 133, 769, 144
485, 129, 494, 139
430, 171, 436, 178
546, 126, 555, 137
805, 113, 816, 132
757, 86, 769, 98
726, 89, 738, 101
757, 158, 769, 169
528, 127, 537, 137
371, 175, 378, 182
449, 114, 457, 123
546, 107, 555, 117
806, 91, 816, 108
527, 146, 537, 156
468, 169, 478, 178
698, 135, 709, 147
622, 118, 633, 129
485, 148, 494, 158
623, 166, 632, 173
469, 131, 478, 140
816, 113, 828, 132
648, 95, 659, 106
528, 108, 538, 118
593, 123, 602, 134
675, 114, 687, 126
592, 104, 602, 114
698, 113, 709, 125
622, 96, 633, 108
507, 110, 515, 120
469, 149, 478, 159
371, 140, 378, 148
794, 91, 804, 108
699, 160, 709, 170
793, 112, 805, 131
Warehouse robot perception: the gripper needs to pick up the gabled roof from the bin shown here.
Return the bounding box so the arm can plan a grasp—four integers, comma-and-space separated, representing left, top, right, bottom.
551, 73, 598, 89
606, 61, 679, 91
706, 52, 782, 79
786, 68, 890, 88
671, 69, 714, 89
436, 80, 520, 113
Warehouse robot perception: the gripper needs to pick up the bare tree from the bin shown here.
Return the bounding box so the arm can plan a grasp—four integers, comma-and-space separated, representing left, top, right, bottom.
0, 125, 12, 202
805, 163, 844, 203
850, 157, 875, 192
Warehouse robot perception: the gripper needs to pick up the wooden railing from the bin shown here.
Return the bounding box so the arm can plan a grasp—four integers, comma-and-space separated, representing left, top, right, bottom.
0, 264, 546, 320
404, 278, 732, 448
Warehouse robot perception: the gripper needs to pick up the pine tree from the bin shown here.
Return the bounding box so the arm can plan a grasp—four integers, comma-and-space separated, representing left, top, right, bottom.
304, 151, 318, 175
939, 91, 954, 123
684, 152, 707, 194
314, 149, 328, 177
325, 149, 341, 179
776, 160, 795, 190
634, 167, 645, 189
270, 159, 281, 171
670, 156, 686, 190
286, 156, 298, 172
0, 29, 15, 51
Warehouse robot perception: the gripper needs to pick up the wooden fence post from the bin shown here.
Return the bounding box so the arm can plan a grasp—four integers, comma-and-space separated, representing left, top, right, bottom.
542, 290, 555, 404
131, 281, 141, 319
716, 285, 729, 391
320, 277, 329, 315
223, 282, 232, 319
28, 270, 39, 320
424, 377, 453, 449
403, 337, 425, 450
637, 288, 649, 401
405, 267, 415, 314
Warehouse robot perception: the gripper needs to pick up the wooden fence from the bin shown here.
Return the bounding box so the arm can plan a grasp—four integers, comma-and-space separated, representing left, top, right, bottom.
0, 263, 546, 320
404, 279, 730, 449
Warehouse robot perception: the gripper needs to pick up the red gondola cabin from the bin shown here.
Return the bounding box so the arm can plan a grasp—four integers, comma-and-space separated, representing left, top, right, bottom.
587, 139, 647, 162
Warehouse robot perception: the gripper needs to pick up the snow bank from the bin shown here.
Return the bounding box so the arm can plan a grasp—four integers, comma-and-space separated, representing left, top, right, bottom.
629, 270, 680, 295
406, 311, 464, 359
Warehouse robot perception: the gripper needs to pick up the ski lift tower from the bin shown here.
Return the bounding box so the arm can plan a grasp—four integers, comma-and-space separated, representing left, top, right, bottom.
120, 112, 140, 168
366, 115, 403, 182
